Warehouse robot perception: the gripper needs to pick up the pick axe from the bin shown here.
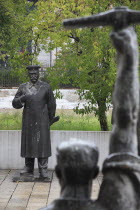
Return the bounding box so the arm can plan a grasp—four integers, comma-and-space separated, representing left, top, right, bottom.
63, 6, 140, 31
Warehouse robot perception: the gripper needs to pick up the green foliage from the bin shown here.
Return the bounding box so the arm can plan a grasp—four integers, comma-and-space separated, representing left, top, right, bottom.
0, 0, 41, 80
38, 1, 117, 130
1, 1, 29, 55
41, 0, 140, 130
1, 0, 140, 130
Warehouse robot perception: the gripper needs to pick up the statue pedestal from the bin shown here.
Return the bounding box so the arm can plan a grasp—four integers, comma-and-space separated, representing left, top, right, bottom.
12, 169, 53, 182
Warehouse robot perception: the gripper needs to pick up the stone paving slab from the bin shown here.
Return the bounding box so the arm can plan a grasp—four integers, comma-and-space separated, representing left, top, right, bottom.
0, 170, 102, 210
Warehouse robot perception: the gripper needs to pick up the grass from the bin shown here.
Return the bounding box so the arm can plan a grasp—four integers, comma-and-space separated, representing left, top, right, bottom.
0, 109, 112, 131
0, 111, 22, 130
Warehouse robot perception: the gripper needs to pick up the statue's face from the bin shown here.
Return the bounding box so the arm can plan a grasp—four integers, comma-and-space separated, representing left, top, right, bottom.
29, 71, 39, 84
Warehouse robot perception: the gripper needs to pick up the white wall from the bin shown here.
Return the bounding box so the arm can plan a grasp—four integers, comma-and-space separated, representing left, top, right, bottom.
0, 89, 87, 109
0, 130, 110, 170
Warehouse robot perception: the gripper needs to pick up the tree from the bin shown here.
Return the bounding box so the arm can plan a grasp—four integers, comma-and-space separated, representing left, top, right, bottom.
1, 0, 140, 130
0, 0, 43, 80
33, 0, 140, 131
47, 27, 116, 130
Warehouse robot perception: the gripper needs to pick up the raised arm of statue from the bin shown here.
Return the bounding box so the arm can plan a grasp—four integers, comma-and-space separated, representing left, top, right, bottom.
96, 27, 140, 210
137, 105, 140, 155
109, 27, 139, 155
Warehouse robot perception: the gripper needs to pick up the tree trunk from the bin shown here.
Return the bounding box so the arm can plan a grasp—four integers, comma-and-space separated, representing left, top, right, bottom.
97, 99, 109, 131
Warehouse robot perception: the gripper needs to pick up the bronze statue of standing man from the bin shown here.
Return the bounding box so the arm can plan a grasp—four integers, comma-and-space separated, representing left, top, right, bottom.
12, 65, 57, 179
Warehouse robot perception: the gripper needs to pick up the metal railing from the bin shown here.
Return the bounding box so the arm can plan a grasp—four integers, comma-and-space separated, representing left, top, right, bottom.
0, 70, 22, 88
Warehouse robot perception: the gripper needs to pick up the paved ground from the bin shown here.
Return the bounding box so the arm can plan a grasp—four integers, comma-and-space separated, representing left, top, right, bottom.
0, 170, 103, 210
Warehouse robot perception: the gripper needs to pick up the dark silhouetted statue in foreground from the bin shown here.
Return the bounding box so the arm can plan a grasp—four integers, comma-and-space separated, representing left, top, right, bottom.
40, 140, 98, 210
40, 7, 140, 210
12, 65, 59, 180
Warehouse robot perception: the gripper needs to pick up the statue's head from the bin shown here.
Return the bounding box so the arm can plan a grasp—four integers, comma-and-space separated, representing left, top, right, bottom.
26, 65, 40, 84
55, 140, 99, 187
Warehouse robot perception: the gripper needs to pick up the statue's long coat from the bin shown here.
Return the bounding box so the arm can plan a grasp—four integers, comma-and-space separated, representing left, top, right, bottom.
12, 80, 56, 158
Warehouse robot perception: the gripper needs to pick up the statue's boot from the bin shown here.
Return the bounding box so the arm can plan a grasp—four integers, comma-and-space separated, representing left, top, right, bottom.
38, 158, 48, 178
20, 166, 34, 176
39, 170, 48, 178
20, 158, 34, 176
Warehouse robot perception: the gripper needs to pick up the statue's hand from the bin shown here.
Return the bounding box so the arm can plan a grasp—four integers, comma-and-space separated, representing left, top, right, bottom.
110, 27, 138, 55
20, 94, 30, 103
50, 116, 60, 126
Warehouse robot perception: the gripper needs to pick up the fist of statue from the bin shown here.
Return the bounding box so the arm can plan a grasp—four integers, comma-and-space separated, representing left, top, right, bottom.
20, 95, 26, 103
110, 27, 138, 54
20, 95, 30, 103
50, 116, 60, 126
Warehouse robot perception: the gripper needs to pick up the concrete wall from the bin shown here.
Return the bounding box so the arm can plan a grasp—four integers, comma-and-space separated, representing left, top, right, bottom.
0, 89, 87, 109
0, 130, 110, 170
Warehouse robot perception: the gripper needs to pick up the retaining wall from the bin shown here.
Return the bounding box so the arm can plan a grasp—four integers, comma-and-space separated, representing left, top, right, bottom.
0, 130, 110, 170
